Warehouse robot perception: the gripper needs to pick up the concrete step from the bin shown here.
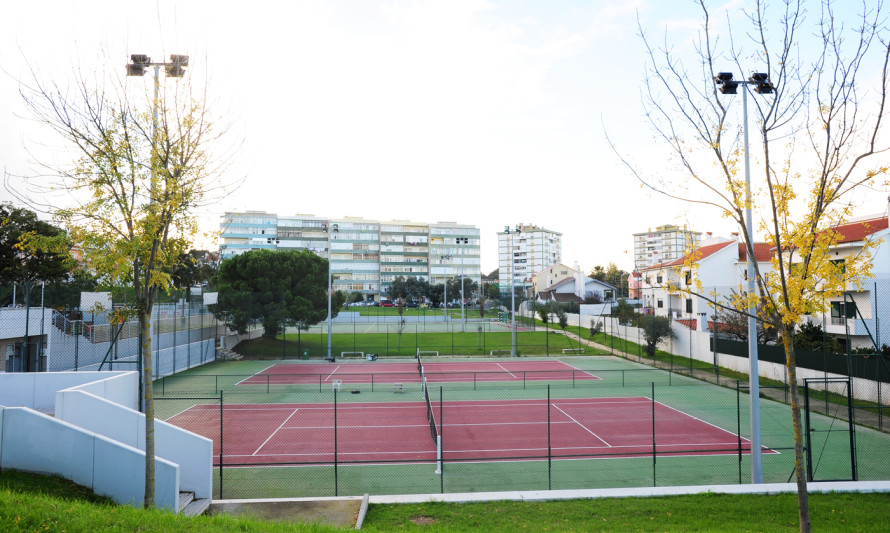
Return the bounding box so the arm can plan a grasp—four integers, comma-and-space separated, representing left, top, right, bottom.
182, 497, 212, 517
179, 491, 194, 510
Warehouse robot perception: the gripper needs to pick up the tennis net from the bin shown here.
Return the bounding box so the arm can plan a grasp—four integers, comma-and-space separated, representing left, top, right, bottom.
423, 376, 439, 444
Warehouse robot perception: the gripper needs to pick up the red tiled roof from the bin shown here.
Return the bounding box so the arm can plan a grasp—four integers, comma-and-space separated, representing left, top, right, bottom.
831, 217, 888, 244
738, 242, 773, 262
643, 240, 735, 270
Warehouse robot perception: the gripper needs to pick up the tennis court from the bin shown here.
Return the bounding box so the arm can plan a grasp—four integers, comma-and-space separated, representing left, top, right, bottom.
155, 354, 890, 498
165, 396, 770, 466
236, 360, 601, 386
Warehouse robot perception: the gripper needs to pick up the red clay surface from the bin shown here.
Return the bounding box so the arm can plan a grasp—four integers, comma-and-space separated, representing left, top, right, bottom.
166, 397, 773, 466
237, 360, 600, 386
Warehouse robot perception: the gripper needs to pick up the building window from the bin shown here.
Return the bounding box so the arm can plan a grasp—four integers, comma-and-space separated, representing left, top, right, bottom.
656, 274, 663, 284
657, 299, 663, 309
684, 271, 692, 285
686, 298, 693, 313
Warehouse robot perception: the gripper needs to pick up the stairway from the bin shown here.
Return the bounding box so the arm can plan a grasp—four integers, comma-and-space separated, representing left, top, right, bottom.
179, 491, 211, 517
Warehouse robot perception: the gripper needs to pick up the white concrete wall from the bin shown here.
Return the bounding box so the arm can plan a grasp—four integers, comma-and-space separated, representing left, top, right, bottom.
55, 389, 212, 500
0, 371, 137, 412
598, 316, 890, 404
0, 406, 180, 510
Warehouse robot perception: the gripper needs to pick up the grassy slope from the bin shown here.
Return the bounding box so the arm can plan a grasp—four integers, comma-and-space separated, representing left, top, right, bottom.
3, 470, 889, 532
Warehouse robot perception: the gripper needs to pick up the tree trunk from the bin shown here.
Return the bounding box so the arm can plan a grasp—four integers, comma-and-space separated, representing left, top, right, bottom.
141, 309, 155, 508
781, 327, 810, 533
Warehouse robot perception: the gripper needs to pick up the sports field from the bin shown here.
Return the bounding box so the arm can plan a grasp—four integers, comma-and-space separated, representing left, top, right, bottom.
155, 355, 890, 499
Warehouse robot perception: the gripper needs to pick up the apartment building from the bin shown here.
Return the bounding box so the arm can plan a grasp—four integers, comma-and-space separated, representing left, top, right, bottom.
497, 224, 562, 293
220, 212, 480, 301
633, 224, 702, 270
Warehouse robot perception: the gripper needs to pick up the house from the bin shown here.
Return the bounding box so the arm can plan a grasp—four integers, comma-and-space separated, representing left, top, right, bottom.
639, 238, 773, 326
533, 263, 617, 303
801, 215, 890, 351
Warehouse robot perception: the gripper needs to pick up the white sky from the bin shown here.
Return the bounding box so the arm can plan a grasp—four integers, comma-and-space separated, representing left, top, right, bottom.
2, 1, 888, 275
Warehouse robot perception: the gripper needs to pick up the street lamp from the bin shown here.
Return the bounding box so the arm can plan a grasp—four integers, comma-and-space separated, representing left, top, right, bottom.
126, 53, 189, 411
441, 254, 452, 323
322, 223, 338, 360
714, 70, 774, 484
504, 225, 522, 357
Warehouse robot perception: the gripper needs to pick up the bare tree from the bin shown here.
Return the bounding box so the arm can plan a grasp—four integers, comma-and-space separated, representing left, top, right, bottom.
613, 2, 890, 531
9, 51, 237, 507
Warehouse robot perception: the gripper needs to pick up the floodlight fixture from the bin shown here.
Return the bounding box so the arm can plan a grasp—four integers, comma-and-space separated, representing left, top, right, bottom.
749, 73, 775, 94
719, 80, 739, 94
130, 54, 151, 65
714, 72, 734, 83
170, 54, 189, 67
126, 63, 145, 76
165, 65, 185, 77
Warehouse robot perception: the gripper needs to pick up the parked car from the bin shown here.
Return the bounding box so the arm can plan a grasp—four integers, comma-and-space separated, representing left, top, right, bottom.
368, 301, 380, 307
405, 301, 419, 308
381, 301, 395, 307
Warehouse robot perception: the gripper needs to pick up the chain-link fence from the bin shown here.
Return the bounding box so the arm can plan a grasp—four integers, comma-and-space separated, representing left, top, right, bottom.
0, 284, 220, 376
155, 357, 890, 499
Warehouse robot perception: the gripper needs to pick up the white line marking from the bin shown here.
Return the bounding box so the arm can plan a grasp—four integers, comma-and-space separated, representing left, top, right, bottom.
234, 363, 277, 385
558, 360, 601, 379
253, 408, 300, 456
324, 365, 342, 382
551, 404, 612, 447
496, 363, 518, 378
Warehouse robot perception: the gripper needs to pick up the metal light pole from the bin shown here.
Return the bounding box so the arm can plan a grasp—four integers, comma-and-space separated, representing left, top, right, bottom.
323, 223, 338, 360
441, 254, 452, 322
126, 53, 188, 411
459, 255, 465, 332
505, 225, 521, 356
715, 71, 774, 484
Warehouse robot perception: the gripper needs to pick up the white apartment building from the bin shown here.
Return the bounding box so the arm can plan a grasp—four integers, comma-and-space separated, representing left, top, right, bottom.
497, 224, 562, 293
220, 212, 480, 301
633, 224, 702, 270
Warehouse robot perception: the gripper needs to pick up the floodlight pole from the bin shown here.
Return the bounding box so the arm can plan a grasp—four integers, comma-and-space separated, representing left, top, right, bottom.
505, 225, 521, 357
442, 254, 452, 322
742, 83, 763, 484
323, 222, 337, 360
126, 53, 188, 412
715, 71, 773, 484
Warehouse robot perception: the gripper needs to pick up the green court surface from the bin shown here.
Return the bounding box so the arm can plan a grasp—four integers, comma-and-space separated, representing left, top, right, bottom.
154, 355, 890, 499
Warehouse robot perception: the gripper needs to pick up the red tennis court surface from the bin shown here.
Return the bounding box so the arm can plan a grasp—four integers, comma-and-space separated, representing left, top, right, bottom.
236, 360, 600, 386
166, 397, 773, 466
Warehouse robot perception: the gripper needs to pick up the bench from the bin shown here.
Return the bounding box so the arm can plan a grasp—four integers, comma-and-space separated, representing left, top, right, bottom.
393, 383, 405, 393
416, 350, 439, 357
490, 350, 511, 356
340, 351, 364, 359
562, 348, 585, 354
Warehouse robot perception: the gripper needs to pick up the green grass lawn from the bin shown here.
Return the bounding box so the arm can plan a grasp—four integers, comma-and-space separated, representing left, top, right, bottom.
3, 470, 888, 532
235, 330, 610, 358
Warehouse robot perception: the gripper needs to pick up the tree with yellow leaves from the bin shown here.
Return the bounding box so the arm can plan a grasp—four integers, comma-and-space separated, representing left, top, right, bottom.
10, 53, 235, 508
613, 2, 890, 531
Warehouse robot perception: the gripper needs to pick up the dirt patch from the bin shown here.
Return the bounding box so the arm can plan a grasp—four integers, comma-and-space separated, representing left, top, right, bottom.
409, 515, 437, 525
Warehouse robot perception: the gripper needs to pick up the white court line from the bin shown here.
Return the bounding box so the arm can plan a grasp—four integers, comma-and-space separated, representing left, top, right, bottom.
324, 365, 342, 382
551, 404, 612, 447
253, 408, 300, 456
234, 363, 278, 385
496, 363, 518, 379
557, 360, 602, 379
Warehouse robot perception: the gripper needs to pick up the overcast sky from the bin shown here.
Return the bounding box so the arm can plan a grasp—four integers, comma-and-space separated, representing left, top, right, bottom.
2, 1, 887, 274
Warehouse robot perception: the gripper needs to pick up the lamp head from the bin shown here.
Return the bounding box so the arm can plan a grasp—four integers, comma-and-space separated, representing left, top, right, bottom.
714, 72, 734, 84
718, 80, 739, 94
126, 63, 145, 76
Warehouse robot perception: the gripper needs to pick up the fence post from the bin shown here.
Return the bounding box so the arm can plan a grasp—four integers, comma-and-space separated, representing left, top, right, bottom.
219, 389, 224, 499
736, 380, 743, 484
651, 382, 657, 487
439, 386, 444, 493
334, 387, 338, 496
547, 384, 552, 491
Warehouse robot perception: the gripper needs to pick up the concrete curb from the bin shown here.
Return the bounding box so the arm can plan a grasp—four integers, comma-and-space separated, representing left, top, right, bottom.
368, 480, 890, 504
355, 493, 369, 530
